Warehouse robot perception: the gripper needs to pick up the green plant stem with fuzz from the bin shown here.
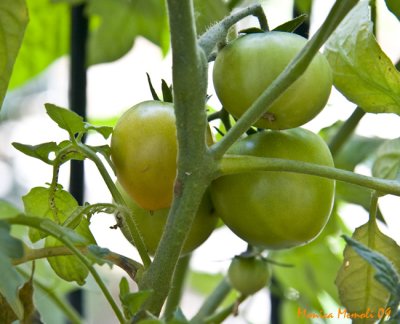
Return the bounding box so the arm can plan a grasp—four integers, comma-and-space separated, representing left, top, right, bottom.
13, 245, 143, 280
163, 254, 191, 319
198, 4, 268, 58
191, 278, 232, 324
4, 216, 126, 324
219, 155, 400, 197
18, 268, 83, 324
76, 142, 151, 268
210, 0, 359, 160
137, 0, 217, 317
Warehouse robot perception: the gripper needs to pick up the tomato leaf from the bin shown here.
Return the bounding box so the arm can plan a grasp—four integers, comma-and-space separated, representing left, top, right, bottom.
336, 221, 400, 317
84, 123, 113, 139
9, 0, 69, 89
45, 103, 86, 138
372, 138, 400, 180
23, 186, 79, 242
0, 222, 25, 320
86, 245, 113, 267
12, 142, 59, 165
325, 1, 400, 114
272, 14, 308, 33
0, 0, 28, 109
342, 234, 400, 312
0, 199, 21, 219
45, 217, 95, 285
87, 0, 169, 65
119, 284, 152, 318
385, 0, 400, 20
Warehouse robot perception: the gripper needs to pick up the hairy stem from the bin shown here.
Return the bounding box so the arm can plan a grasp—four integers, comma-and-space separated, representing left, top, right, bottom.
13, 246, 142, 280
76, 143, 151, 268
198, 4, 268, 58
219, 155, 400, 196
210, 0, 359, 159
137, 0, 216, 317
204, 294, 246, 323
163, 254, 191, 319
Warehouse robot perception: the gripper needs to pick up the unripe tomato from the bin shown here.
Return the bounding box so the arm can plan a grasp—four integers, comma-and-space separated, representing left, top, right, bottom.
117, 182, 218, 255
212, 31, 332, 130
228, 256, 271, 296
210, 128, 335, 249
111, 100, 213, 211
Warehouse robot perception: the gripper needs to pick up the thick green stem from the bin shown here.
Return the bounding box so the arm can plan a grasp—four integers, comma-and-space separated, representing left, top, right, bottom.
13, 246, 142, 280
210, 0, 359, 159
219, 155, 400, 197
137, 0, 216, 317
328, 106, 365, 156
5, 216, 126, 323
191, 278, 232, 323
76, 143, 151, 268
163, 254, 191, 319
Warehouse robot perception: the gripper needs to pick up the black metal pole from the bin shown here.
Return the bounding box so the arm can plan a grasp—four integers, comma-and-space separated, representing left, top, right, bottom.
67, 4, 88, 322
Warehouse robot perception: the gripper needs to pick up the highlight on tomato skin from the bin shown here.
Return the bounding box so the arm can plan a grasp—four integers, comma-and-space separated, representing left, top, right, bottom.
116, 182, 219, 256
110, 100, 214, 212
210, 128, 335, 250
228, 256, 271, 296
213, 31, 333, 130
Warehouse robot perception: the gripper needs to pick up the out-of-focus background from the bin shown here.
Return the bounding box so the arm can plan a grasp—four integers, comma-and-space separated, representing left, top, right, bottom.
1, 0, 400, 323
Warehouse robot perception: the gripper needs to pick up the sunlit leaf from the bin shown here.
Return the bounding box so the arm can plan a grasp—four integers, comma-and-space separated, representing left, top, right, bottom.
45, 103, 85, 138
372, 138, 400, 180
336, 221, 400, 322
45, 217, 95, 285
87, 0, 169, 65
9, 0, 69, 89
325, 1, 400, 114
12, 142, 59, 165
23, 186, 79, 242
0, 0, 28, 109
84, 123, 113, 139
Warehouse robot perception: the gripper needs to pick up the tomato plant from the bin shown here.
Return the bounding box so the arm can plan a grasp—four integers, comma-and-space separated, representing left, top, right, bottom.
228, 256, 271, 296
211, 128, 335, 249
3, 1, 400, 323
213, 31, 332, 130
116, 182, 218, 255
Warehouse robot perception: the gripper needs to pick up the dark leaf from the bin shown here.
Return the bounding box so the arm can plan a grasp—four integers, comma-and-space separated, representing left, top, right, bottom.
273, 14, 308, 33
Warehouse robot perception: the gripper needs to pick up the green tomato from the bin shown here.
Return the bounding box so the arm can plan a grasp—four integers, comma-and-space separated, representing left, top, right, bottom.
212, 31, 332, 130
117, 182, 218, 255
228, 256, 271, 296
111, 100, 213, 211
210, 128, 335, 249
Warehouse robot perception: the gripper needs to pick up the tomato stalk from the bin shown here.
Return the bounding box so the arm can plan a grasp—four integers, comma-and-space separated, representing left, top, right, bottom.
219, 155, 400, 197
198, 4, 268, 58
191, 278, 232, 323
76, 142, 151, 268
210, 0, 359, 160
136, 0, 217, 317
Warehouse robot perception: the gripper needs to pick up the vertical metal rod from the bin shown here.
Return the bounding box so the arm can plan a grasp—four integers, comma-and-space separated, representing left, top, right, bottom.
67, 3, 88, 321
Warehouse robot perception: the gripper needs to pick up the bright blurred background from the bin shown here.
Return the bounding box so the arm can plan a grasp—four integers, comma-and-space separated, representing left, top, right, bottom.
1, 0, 400, 323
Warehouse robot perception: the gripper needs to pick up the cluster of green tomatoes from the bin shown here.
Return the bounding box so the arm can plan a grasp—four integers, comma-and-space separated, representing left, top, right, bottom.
110, 31, 335, 296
